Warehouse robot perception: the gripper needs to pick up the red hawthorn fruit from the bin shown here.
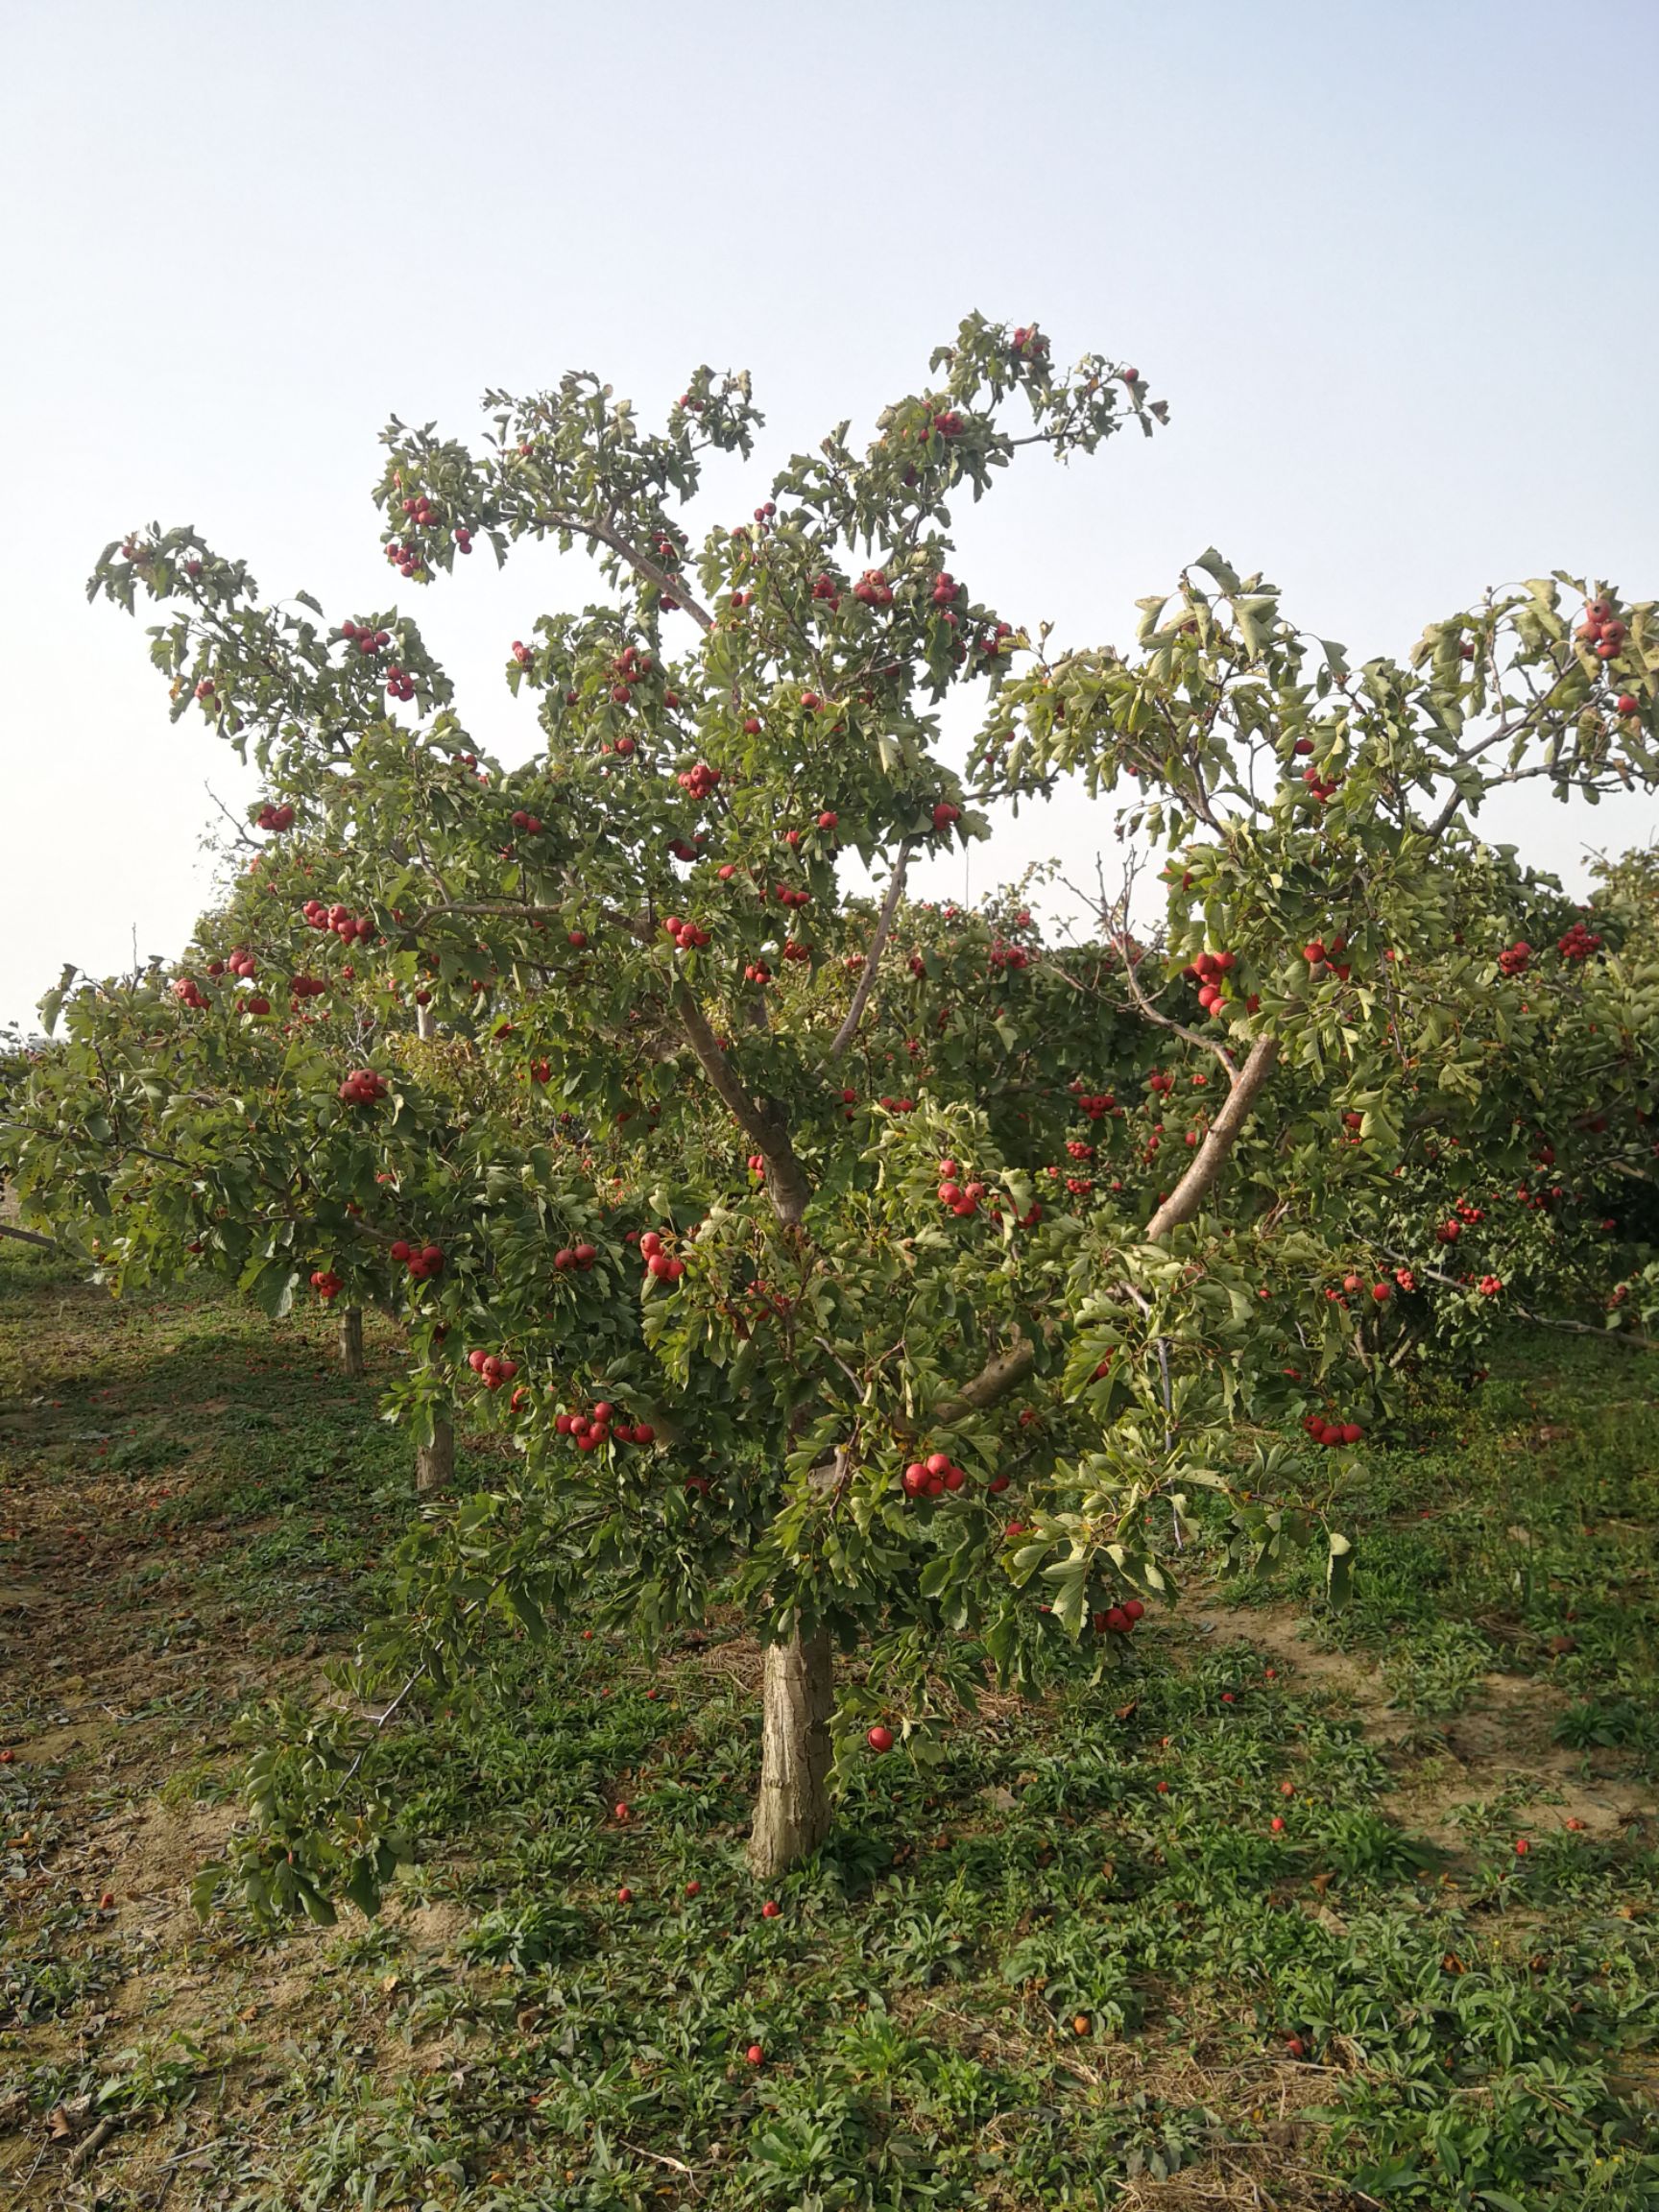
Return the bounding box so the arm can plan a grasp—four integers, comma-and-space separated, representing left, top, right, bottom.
867, 1724, 895, 1752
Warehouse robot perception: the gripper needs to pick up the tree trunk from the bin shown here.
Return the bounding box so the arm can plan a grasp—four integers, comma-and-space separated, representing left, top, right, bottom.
416, 1414, 453, 1497
337, 1306, 366, 1380
747, 1627, 834, 1877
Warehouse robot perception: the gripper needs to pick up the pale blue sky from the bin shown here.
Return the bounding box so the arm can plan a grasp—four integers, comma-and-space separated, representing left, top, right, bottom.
4, 1, 1656, 1029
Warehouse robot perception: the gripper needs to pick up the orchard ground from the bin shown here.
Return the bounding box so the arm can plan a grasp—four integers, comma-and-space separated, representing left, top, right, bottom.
1, 1242, 1656, 2211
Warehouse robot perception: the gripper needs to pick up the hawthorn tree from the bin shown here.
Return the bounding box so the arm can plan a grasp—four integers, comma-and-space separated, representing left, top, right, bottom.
6, 316, 1658, 1905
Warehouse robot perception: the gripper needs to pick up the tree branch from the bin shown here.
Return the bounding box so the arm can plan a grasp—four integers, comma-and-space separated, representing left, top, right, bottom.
830, 840, 912, 1057
909, 1334, 1038, 1433
1381, 1247, 1657, 1354
0, 1220, 60, 1253
1143, 1034, 1279, 1240
1116, 936, 1240, 1081
671, 983, 812, 1227
537, 507, 714, 632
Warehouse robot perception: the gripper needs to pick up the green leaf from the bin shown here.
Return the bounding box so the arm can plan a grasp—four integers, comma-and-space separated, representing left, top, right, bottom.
1190, 548, 1242, 595
247, 1261, 299, 1320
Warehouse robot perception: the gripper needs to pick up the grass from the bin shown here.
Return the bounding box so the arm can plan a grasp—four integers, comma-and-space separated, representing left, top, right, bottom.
1, 1246, 1656, 2208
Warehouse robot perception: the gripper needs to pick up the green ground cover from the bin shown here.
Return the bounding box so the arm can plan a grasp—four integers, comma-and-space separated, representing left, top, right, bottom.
1, 1246, 1655, 2209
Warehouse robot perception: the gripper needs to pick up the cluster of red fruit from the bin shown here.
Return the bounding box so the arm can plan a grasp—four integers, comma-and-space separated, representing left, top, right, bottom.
337, 1068, 388, 1106
1092, 1599, 1145, 1635
467, 1349, 519, 1390
932, 801, 962, 830
1302, 1413, 1365, 1449
255, 802, 296, 832
902, 1450, 968, 1499
389, 1239, 445, 1281
608, 642, 652, 703
936, 1160, 989, 1218
1478, 1274, 1503, 1297
341, 619, 392, 659
301, 900, 375, 944
662, 914, 711, 952
1010, 325, 1049, 358
384, 541, 426, 577
1497, 941, 1532, 977
931, 570, 961, 611
509, 808, 543, 835
744, 960, 772, 985
553, 1242, 599, 1272
854, 568, 893, 608
309, 1269, 344, 1301
1298, 758, 1342, 803
925, 407, 964, 441
988, 940, 1031, 973
1435, 1196, 1484, 1244
1183, 949, 1237, 1013
219, 948, 258, 979
554, 1402, 657, 1450
667, 835, 707, 862
1558, 920, 1604, 961
291, 975, 326, 1001
1075, 1089, 1117, 1121
640, 1231, 686, 1283
1576, 596, 1628, 663
810, 572, 841, 613
774, 884, 810, 910
781, 939, 812, 963
678, 761, 720, 801
172, 977, 208, 1010
1303, 936, 1351, 977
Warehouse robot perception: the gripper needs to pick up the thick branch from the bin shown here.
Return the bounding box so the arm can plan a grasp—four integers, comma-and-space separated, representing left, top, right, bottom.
0, 1220, 60, 1253
1143, 1034, 1279, 1240
830, 841, 912, 1057
914, 1335, 1038, 1433
672, 983, 812, 1227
